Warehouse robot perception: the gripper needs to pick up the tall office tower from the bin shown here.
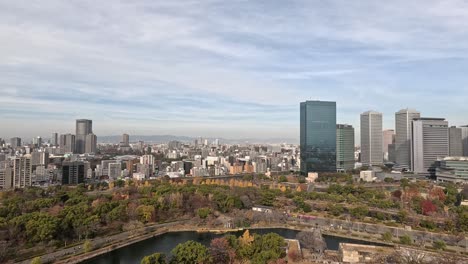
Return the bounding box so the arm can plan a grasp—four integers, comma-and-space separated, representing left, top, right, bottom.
75, 119, 93, 154
32, 136, 42, 147
13, 155, 32, 188
461, 125, 468, 156
122, 134, 129, 146
360, 111, 383, 166
85, 133, 97, 153
449, 126, 463, 156
51, 133, 58, 146
395, 109, 421, 170
383, 129, 395, 161
10, 137, 21, 148
336, 124, 355, 171
62, 161, 85, 185
411, 118, 449, 176
60, 134, 76, 153
300, 100, 336, 173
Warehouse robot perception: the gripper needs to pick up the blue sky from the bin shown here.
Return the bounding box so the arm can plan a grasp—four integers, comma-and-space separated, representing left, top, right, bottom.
1, 0, 468, 141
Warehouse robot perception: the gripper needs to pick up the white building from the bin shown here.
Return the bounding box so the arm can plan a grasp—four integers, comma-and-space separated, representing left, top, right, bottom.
395, 109, 420, 170
360, 170, 376, 182
132, 172, 146, 181
14, 155, 32, 188
411, 118, 449, 176
360, 111, 383, 166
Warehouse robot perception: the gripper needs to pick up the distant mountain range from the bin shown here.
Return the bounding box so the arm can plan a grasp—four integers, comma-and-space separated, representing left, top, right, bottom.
97, 135, 298, 144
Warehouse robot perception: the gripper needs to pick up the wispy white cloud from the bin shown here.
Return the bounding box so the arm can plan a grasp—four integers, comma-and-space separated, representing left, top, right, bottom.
1, 0, 468, 140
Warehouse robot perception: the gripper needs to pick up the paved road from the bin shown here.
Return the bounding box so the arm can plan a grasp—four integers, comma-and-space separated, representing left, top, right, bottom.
17, 221, 186, 264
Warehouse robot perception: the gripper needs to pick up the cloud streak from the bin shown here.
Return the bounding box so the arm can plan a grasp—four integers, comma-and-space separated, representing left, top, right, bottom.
1, 0, 468, 141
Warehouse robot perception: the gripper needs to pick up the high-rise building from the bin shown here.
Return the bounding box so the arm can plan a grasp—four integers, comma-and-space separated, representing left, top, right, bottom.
411, 118, 449, 176
51, 133, 58, 146
122, 134, 129, 146
85, 133, 97, 153
461, 125, 468, 157
300, 100, 336, 173
32, 136, 42, 147
395, 109, 421, 170
360, 111, 383, 166
436, 157, 468, 184
383, 129, 395, 161
60, 134, 75, 153
13, 155, 32, 188
0, 166, 13, 190
62, 161, 85, 185
449, 126, 463, 156
75, 119, 93, 154
10, 137, 21, 148
336, 124, 355, 171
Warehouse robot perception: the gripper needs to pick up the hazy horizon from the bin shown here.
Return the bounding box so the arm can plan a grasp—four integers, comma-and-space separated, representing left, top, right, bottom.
2, 1, 468, 141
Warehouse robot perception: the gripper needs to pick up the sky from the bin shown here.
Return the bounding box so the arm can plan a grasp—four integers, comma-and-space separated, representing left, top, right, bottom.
1, 0, 468, 142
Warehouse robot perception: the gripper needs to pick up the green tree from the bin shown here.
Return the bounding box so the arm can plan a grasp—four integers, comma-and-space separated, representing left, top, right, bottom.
350, 206, 369, 219
329, 204, 344, 216
141, 253, 166, 264
137, 205, 155, 223
197, 208, 211, 219
170, 241, 212, 264
397, 210, 408, 223
83, 240, 93, 253
278, 176, 287, 183
25, 213, 59, 242
433, 240, 446, 251
31, 257, 41, 264
115, 179, 125, 188
382, 232, 392, 242
399, 235, 412, 245
400, 178, 409, 188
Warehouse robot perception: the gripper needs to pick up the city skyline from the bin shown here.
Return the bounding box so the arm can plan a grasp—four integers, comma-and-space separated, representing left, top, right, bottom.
2, 1, 468, 139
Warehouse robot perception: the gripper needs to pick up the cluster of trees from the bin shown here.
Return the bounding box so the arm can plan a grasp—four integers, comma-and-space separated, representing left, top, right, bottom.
141, 231, 287, 264
0, 182, 263, 261
286, 181, 467, 234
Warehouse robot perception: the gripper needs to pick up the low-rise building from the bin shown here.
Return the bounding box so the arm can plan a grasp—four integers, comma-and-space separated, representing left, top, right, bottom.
436, 157, 468, 184
359, 170, 376, 182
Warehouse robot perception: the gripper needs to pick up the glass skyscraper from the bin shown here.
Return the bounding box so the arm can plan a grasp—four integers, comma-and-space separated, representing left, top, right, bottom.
300, 100, 336, 173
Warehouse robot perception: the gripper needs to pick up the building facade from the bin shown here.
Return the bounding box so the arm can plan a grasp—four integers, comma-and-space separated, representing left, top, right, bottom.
383, 129, 395, 161
75, 119, 93, 154
13, 155, 32, 188
10, 137, 21, 148
51, 133, 58, 146
85, 133, 97, 153
122, 134, 130, 146
60, 134, 76, 153
436, 157, 468, 183
411, 118, 449, 176
62, 161, 85, 185
336, 124, 355, 171
461, 125, 468, 157
0, 166, 13, 190
300, 101, 336, 173
360, 111, 383, 166
449, 126, 463, 156
395, 109, 421, 170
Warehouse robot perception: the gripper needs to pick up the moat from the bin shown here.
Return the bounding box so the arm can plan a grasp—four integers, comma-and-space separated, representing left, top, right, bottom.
83, 228, 388, 264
